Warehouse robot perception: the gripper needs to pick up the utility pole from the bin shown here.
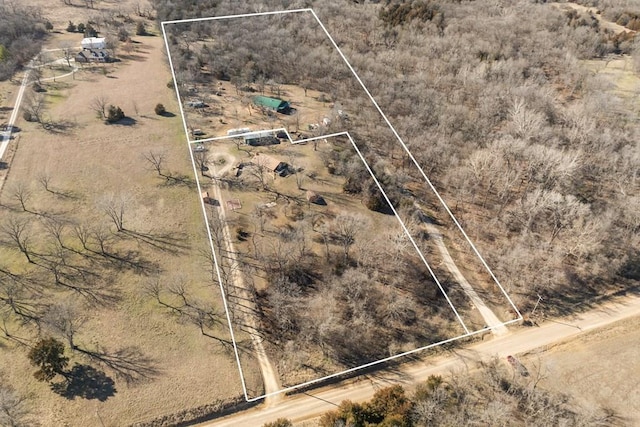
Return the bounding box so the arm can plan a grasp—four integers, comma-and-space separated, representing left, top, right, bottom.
531, 293, 543, 316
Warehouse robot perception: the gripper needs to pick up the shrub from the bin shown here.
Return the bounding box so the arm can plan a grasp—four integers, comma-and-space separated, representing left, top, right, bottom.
84, 24, 98, 38
117, 27, 130, 42
154, 103, 166, 115
77, 23, 86, 34
136, 21, 146, 36
236, 227, 249, 241
23, 111, 35, 122
66, 21, 76, 32
262, 419, 293, 427
365, 187, 391, 213
106, 105, 125, 123
45, 21, 53, 32
343, 175, 362, 194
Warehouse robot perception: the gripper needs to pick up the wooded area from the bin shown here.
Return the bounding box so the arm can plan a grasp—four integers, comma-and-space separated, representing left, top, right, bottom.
314, 358, 616, 426
0, 4, 48, 80
157, 0, 640, 319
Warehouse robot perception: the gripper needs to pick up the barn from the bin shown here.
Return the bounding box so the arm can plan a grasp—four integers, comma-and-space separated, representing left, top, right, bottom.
253, 96, 291, 113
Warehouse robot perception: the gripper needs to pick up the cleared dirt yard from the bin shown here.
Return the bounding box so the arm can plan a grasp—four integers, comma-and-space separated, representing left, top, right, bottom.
0, 30, 259, 426
182, 81, 336, 141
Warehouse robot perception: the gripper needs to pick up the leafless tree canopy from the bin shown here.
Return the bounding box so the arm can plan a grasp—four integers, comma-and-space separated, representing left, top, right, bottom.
157, 0, 640, 318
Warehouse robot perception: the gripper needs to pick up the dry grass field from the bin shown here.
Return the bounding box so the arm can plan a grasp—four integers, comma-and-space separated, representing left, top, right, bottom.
26, 0, 156, 29
0, 11, 261, 426
522, 315, 640, 424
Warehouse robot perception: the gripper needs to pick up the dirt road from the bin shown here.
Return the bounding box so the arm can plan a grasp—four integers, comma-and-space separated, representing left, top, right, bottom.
423, 221, 507, 335
551, 2, 634, 35
413, 202, 508, 335
0, 66, 31, 161
206, 152, 282, 404
201, 293, 640, 426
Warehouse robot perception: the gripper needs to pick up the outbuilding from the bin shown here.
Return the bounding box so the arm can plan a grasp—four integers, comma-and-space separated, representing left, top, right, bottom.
81, 37, 106, 49
306, 190, 326, 205
243, 130, 279, 146
253, 96, 290, 114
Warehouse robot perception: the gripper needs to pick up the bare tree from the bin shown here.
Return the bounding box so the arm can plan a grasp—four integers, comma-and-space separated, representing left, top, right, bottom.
73, 223, 92, 252
249, 155, 271, 190
37, 171, 53, 194
0, 385, 36, 427
90, 95, 109, 119
508, 98, 546, 141
332, 213, 365, 260
193, 149, 208, 176
60, 43, 74, 68
42, 218, 67, 250
97, 193, 130, 232
23, 92, 45, 125
11, 182, 32, 213
0, 217, 34, 263
0, 276, 40, 323
92, 225, 112, 254
43, 301, 86, 350
143, 150, 170, 180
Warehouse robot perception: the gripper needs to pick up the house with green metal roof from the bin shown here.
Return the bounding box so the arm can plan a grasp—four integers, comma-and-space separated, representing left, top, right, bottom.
253, 96, 291, 113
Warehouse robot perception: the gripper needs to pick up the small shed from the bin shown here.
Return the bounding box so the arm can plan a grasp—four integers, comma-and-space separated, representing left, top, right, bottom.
201, 191, 217, 205
306, 190, 326, 205
253, 96, 290, 113
252, 153, 291, 177
81, 37, 106, 49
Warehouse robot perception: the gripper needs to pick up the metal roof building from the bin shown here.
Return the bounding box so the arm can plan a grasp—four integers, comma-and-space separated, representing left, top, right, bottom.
81, 37, 106, 49
253, 96, 290, 113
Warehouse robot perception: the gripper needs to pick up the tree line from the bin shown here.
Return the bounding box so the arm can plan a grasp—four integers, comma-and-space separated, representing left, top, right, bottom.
0, 3, 49, 81
264, 358, 617, 427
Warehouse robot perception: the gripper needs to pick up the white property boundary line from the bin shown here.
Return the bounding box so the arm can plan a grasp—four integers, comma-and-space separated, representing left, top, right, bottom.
161, 9, 523, 402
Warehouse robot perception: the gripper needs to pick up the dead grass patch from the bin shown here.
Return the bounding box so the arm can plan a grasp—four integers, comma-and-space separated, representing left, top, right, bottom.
0, 33, 259, 427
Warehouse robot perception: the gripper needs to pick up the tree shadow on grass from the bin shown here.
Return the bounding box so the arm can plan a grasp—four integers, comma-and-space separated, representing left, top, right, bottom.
77, 345, 160, 385
111, 117, 137, 126
51, 364, 116, 401
43, 120, 78, 134
121, 229, 190, 255
158, 173, 197, 189
98, 248, 161, 276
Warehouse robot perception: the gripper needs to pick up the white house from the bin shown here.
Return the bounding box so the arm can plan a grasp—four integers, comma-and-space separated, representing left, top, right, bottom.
81, 37, 106, 50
